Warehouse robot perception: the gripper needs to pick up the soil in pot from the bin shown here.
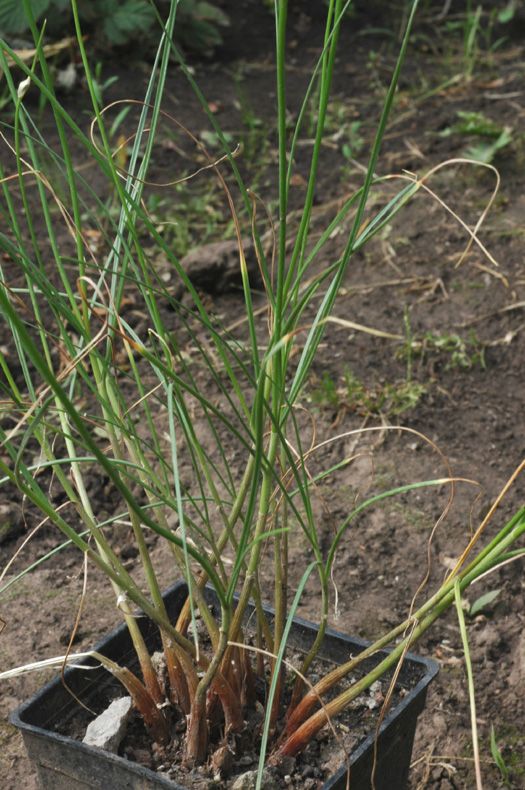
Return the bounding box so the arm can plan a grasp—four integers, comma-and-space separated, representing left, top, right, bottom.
12, 582, 438, 790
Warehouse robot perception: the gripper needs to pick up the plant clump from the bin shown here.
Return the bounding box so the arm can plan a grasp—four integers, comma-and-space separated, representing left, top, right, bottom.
0, 1, 524, 787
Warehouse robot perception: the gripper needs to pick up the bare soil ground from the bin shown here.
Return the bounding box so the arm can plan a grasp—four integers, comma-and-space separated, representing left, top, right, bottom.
1, 2, 524, 788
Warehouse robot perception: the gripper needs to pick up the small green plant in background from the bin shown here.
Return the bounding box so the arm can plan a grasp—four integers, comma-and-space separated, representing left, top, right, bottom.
325, 100, 365, 157
399, 329, 486, 372
490, 726, 512, 787
383, 379, 426, 415
341, 120, 365, 161
489, 724, 525, 788
91, 61, 120, 107
441, 111, 505, 139
463, 1, 483, 80
465, 588, 501, 618
309, 323, 487, 424
439, 110, 513, 164
465, 0, 520, 70
309, 371, 341, 411
420, 331, 486, 370
496, 0, 518, 26
465, 129, 513, 165
436, 0, 517, 81
309, 368, 426, 419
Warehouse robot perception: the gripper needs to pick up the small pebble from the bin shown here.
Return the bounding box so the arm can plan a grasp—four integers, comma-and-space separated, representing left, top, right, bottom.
83, 697, 132, 753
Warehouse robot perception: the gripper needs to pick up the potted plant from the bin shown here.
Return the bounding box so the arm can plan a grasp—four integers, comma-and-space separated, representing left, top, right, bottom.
1, 0, 524, 788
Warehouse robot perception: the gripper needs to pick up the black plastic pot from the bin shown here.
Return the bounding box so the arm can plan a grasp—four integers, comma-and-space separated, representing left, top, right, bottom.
11, 582, 438, 789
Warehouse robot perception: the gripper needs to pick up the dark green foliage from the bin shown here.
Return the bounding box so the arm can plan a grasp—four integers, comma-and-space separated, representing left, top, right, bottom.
81, 0, 157, 46
177, 0, 229, 53
0, 0, 229, 53
0, 0, 61, 34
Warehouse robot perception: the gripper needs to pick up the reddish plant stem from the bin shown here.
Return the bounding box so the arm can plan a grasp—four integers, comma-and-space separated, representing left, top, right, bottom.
186, 696, 208, 764
241, 647, 256, 708
162, 639, 191, 714
185, 624, 231, 764
209, 671, 244, 734
108, 664, 170, 746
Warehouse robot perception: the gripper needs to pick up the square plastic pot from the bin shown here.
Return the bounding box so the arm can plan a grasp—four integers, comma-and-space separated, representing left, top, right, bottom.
11, 581, 438, 789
